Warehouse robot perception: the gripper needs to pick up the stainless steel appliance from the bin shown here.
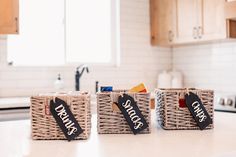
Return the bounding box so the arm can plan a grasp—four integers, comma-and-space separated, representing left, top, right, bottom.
214, 94, 236, 113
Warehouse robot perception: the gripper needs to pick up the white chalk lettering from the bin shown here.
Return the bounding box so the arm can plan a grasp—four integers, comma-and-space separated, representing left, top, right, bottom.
191, 101, 207, 123
55, 104, 78, 136
122, 100, 144, 130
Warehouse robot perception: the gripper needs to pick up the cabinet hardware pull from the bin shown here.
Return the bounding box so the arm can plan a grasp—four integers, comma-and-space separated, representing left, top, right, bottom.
193, 27, 197, 39
168, 30, 173, 42
15, 17, 18, 33
198, 26, 202, 39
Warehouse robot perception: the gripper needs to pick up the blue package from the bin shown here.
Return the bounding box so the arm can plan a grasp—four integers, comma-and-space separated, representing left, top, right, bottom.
100, 86, 113, 92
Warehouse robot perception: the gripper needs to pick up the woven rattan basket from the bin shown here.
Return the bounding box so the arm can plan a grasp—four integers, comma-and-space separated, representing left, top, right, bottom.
155, 88, 214, 130
31, 91, 91, 140
97, 90, 151, 134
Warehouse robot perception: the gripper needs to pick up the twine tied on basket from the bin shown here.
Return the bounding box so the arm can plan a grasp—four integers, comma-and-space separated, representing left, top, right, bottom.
111, 92, 137, 103
186, 88, 190, 95
186, 88, 199, 96
52, 92, 59, 103
119, 92, 124, 98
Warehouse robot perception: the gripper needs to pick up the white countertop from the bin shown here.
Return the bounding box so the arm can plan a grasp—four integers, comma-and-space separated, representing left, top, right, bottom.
0, 97, 30, 121
0, 97, 30, 108
1, 112, 236, 157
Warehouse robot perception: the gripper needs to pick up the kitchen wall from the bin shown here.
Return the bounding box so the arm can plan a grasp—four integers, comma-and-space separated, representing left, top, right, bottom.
0, 0, 172, 97
173, 41, 236, 95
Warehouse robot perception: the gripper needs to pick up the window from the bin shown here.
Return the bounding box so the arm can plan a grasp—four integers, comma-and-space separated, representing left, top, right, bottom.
7, 0, 119, 66
7, 0, 65, 66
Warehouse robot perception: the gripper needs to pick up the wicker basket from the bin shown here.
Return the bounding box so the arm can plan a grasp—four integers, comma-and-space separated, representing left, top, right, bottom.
97, 90, 151, 134
31, 91, 91, 140
155, 88, 214, 130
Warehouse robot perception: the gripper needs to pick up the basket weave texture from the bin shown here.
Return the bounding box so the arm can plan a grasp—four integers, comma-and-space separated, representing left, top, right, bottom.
31, 91, 91, 140
155, 88, 214, 130
97, 91, 151, 134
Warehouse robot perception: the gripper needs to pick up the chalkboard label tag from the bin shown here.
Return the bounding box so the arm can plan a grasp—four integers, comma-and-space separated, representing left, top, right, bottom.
50, 97, 83, 141
117, 94, 148, 134
185, 92, 212, 130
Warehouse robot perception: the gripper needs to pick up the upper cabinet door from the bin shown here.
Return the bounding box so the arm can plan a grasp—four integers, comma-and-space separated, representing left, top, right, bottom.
0, 0, 19, 34
150, 0, 176, 46
150, 0, 228, 46
200, 0, 226, 40
175, 0, 198, 43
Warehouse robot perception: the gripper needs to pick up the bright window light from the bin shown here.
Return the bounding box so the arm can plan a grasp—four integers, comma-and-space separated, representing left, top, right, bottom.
66, 0, 112, 63
7, 0, 117, 66
7, 0, 65, 66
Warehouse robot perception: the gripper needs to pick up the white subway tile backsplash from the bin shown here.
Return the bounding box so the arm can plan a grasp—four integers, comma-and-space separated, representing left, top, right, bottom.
173, 42, 236, 94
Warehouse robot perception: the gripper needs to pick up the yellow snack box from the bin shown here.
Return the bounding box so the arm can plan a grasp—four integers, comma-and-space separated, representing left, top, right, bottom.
129, 83, 147, 93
